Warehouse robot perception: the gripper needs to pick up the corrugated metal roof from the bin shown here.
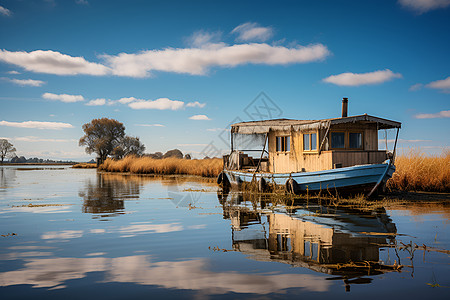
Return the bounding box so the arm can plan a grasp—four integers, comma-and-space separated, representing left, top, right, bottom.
232, 114, 401, 134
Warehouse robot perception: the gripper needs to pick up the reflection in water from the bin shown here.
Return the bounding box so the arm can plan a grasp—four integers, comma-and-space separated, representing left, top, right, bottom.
0, 255, 330, 293
79, 173, 142, 218
220, 192, 399, 291
0, 167, 16, 192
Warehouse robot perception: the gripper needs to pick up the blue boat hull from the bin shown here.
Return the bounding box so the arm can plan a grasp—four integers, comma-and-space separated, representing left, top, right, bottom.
222, 160, 395, 195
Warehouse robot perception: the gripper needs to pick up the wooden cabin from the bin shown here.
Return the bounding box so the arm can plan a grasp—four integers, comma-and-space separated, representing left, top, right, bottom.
229, 98, 401, 173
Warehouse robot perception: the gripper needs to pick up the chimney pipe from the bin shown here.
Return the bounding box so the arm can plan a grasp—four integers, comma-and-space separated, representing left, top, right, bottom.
342, 97, 348, 118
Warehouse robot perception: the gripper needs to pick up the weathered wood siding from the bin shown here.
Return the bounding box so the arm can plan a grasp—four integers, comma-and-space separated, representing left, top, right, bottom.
267, 123, 384, 173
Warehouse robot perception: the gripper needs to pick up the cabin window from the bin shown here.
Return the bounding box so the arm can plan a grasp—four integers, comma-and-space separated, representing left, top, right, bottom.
331, 132, 345, 149
349, 132, 362, 149
276, 136, 290, 152
303, 133, 317, 151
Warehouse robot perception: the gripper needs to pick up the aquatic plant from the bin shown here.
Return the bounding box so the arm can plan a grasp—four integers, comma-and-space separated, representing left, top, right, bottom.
387, 149, 450, 192
99, 155, 223, 177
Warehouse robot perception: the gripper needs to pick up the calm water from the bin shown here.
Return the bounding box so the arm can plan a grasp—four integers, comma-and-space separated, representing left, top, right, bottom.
0, 166, 449, 299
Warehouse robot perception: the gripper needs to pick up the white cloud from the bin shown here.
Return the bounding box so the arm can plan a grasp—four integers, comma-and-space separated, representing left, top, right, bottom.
414, 110, 450, 119
75, 0, 89, 5
231, 22, 274, 42
409, 83, 423, 91
1, 77, 45, 87
189, 114, 211, 120
42, 92, 85, 103
426, 76, 450, 92
13, 136, 77, 142
86, 98, 106, 106
118, 97, 137, 104
0, 5, 11, 16
0, 120, 74, 130
187, 31, 222, 47
7, 70, 20, 74
323, 69, 402, 86
399, 0, 450, 13
177, 143, 208, 146
186, 101, 206, 108
103, 43, 330, 77
0, 49, 110, 76
128, 98, 185, 110
136, 124, 165, 127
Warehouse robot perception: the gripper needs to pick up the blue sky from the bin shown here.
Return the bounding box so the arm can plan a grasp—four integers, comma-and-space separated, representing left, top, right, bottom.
0, 0, 449, 161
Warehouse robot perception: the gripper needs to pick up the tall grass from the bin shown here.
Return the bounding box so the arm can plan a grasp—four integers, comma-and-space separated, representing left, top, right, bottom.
387, 149, 450, 192
99, 156, 223, 178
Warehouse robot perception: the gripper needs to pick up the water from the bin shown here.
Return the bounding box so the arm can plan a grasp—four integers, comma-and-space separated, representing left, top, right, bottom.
0, 166, 449, 299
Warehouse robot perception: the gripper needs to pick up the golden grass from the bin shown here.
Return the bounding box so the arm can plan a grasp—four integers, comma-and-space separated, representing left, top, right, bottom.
387, 149, 450, 192
99, 156, 223, 177
72, 163, 97, 168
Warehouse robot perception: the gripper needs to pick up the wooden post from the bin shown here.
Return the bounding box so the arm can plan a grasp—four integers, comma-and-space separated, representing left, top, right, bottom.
393, 128, 399, 163
255, 133, 268, 172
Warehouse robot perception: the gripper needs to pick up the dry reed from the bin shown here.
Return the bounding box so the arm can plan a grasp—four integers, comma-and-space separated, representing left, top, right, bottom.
99, 156, 223, 177
72, 163, 97, 169
387, 149, 450, 192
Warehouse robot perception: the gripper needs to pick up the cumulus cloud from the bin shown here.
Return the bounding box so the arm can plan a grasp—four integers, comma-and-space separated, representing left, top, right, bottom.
42, 92, 85, 103
231, 22, 274, 42
0, 5, 11, 16
86, 98, 106, 106
0, 49, 110, 76
399, 0, 450, 13
0, 120, 74, 130
189, 115, 211, 120
128, 98, 185, 110
103, 43, 330, 77
7, 70, 20, 74
186, 101, 206, 108
323, 69, 402, 86
136, 124, 165, 127
2, 77, 45, 87
117, 97, 137, 104
414, 110, 450, 119
426, 76, 450, 92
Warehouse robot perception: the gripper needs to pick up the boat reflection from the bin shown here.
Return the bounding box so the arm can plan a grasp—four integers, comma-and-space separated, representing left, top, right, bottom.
79, 173, 142, 218
219, 191, 399, 291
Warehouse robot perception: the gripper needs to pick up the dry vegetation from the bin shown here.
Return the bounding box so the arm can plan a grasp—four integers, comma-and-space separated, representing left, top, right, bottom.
387, 149, 450, 192
99, 156, 223, 177
72, 163, 97, 169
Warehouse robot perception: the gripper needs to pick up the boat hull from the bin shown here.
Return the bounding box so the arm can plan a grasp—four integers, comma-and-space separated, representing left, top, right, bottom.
222, 160, 395, 195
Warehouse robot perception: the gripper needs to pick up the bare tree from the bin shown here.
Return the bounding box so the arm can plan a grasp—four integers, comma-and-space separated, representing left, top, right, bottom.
0, 139, 16, 164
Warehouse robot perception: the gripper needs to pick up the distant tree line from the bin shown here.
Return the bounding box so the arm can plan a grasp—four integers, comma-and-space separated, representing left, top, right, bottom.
7, 156, 78, 164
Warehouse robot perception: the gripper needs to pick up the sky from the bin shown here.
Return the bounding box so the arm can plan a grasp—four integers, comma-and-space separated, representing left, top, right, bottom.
0, 0, 449, 161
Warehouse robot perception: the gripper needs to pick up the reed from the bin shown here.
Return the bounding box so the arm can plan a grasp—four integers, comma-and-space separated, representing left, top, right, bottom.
72, 163, 97, 168
99, 156, 223, 177
387, 149, 450, 192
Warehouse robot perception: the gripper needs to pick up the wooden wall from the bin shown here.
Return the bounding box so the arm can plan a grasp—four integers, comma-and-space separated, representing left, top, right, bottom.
266, 123, 385, 173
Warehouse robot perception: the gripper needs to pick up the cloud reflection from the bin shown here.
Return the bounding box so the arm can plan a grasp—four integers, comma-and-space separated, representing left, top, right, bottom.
0, 255, 329, 293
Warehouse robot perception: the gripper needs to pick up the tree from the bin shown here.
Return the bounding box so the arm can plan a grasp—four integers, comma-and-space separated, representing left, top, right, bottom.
0, 139, 16, 164
111, 136, 145, 159
79, 118, 126, 165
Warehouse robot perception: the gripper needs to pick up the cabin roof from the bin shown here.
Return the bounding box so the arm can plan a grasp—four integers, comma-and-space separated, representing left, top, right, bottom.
231, 114, 401, 134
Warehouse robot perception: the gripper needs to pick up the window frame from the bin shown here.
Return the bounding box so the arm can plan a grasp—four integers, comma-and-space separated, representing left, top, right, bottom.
275, 135, 291, 153
348, 131, 364, 150
329, 131, 364, 150
302, 131, 319, 153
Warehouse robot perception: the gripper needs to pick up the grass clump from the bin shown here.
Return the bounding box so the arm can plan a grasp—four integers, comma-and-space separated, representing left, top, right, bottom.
72, 163, 97, 168
99, 156, 223, 177
387, 150, 450, 192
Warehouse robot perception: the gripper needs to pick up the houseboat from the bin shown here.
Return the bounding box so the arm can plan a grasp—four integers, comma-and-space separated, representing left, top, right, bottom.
217, 98, 401, 196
